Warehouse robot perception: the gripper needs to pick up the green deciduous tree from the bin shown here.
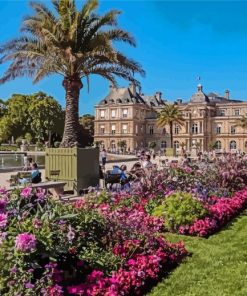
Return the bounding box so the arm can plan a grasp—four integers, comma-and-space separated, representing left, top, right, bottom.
28, 92, 64, 145
0, 0, 144, 147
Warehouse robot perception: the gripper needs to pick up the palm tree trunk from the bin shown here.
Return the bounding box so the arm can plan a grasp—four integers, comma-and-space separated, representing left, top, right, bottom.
60, 76, 84, 147
169, 122, 173, 149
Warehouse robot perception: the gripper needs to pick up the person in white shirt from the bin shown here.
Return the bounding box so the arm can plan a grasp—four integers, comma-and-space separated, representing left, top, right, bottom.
100, 149, 107, 166
142, 154, 153, 169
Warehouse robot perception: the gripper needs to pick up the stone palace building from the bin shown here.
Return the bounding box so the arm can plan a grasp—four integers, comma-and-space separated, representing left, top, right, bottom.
94, 82, 247, 153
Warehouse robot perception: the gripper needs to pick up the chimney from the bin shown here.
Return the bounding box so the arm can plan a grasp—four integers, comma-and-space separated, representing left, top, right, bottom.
155, 91, 162, 101
129, 81, 136, 96
177, 98, 183, 104
197, 84, 203, 92
225, 90, 230, 100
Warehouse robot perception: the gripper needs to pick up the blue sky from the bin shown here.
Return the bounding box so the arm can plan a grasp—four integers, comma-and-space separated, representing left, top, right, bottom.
1, 1, 247, 115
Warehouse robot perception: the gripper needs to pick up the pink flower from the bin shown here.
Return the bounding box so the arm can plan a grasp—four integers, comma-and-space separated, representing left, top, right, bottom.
15, 233, 36, 252
20, 187, 32, 198
0, 213, 7, 228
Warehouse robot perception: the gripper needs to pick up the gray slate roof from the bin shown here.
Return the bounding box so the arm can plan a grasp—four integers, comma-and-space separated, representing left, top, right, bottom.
98, 86, 165, 107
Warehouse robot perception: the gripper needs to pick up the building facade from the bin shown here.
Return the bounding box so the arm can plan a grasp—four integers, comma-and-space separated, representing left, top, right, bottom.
94, 83, 247, 153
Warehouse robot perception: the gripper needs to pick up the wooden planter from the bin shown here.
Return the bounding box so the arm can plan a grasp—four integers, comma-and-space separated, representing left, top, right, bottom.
45, 147, 99, 195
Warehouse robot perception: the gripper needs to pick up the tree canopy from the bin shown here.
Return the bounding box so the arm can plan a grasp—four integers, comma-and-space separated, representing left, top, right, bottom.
0, 0, 144, 147
0, 92, 64, 144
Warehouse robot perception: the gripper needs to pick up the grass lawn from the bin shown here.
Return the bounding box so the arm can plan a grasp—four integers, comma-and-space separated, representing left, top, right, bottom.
149, 210, 247, 296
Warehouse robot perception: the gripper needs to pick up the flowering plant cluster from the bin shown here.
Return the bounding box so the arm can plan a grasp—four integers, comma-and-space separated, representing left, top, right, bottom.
179, 188, 247, 236
0, 187, 187, 295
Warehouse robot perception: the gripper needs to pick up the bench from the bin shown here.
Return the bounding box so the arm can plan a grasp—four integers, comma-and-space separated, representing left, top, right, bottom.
6, 181, 66, 198
104, 171, 122, 188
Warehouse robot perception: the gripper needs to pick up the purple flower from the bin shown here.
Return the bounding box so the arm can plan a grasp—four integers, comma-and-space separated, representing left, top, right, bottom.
20, 187, 32, 198
15, 233, 36, 252
0, 213, 8, 229
25, 282, 34, 289
0, 198, 7, 213
36, 188, 45, 201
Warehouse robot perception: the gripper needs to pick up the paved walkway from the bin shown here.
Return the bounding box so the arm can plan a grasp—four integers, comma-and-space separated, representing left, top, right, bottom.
0, 155, 178, 188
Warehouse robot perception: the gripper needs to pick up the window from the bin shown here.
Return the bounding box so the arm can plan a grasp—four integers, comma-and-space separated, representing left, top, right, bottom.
245, 141, 247, 148
100, 125, 105, 134
191, 123, 198, 134
234, 109, 240, 116
122, 109, 128, 118
216, 124, 221, 134
174, 141, 179, 149
111, 124, 116, 135
162, 128, 166, 135
215, 141, 221, 150
174, 125, 179, 134
140, 125, 143, 133
111, 141, 116, 149
219, 109, 226, 116
230, 126, 236, 134
100, 110, 105, 119
135, 125, 138, 134
229, 140, 236, 150
161, 141, 167, 149
149, 125, 154, 135
122, 124, 128, 134
111, 109, 116, 118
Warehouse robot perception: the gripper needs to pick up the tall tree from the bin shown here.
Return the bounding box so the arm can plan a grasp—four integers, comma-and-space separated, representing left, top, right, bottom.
0, 0, 144, 147
157, 104, 184, 148
28, 92, 64, 145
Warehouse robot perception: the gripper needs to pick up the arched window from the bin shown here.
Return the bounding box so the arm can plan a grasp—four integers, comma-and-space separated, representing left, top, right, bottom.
162, 128, 166, 135
191, 123, 198, 134
245, 141, 247, 148
215, 140, 221, 150
229, 140, 236, 150
174, 141, 179, 149
111, 140, 116, 149
161, 141, 167, 149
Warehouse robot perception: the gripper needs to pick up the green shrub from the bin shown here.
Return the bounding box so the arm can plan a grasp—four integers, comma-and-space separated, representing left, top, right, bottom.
152, 192, 208, 231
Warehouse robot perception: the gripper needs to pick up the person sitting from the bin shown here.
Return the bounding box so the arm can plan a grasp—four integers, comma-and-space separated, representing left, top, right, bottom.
19, 163, 41, 184
111, 165, 122, 174
130, 162, 145, 180
142, 154, 153, 169
30, 163, 41, 183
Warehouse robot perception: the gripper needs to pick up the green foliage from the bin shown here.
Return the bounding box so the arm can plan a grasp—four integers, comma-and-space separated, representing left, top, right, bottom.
80, 114, 95, 146
25, 132, 33, 144
0, 189, 122, 294
15, 137, 23, 147
0, 145, 18, 151
149, 141, 157, 149
28, 92, 64, 142
152, 192, 208, 231
0, 92, 64, 143
149, 210, 247, 296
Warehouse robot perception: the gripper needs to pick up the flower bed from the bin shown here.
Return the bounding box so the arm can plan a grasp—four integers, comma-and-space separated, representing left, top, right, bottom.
0, 188, 187, 295
179, 188, 247, 237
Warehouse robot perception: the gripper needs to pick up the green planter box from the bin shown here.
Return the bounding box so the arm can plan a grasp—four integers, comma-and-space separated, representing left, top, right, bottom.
166, 148, 175, 157
45, 147, 99, 195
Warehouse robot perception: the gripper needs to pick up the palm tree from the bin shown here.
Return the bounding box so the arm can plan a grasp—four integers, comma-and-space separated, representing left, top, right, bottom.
0, 0, 144, 147
157, 104, 184, 149
235, 115, 247, 130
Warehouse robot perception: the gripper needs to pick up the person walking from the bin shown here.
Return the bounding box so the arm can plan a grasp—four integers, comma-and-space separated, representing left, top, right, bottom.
100, 149, 107, 167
